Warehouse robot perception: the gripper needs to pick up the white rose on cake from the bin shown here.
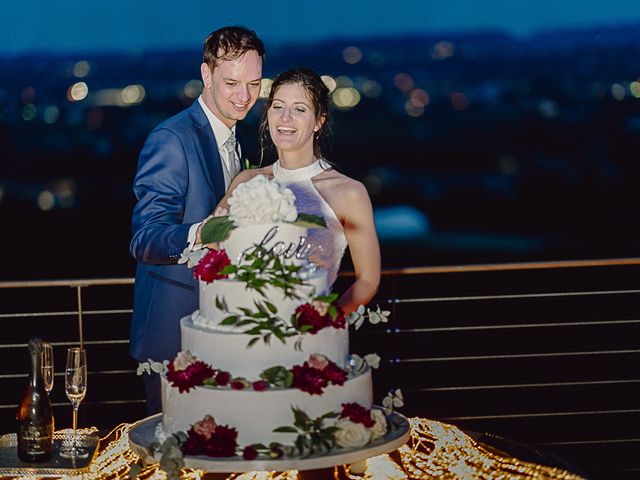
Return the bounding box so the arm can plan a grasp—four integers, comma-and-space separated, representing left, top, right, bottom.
228, 175, 297, 226
334, 419, 373, 448
370, 409, 388, 440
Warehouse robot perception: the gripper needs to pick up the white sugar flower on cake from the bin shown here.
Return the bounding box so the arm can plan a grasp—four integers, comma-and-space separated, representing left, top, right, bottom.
228, 175, 298, 226
370, 409, 388, 439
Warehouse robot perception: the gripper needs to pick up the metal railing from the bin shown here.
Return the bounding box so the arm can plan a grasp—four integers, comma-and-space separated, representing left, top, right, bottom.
1, 256, 638, 349
1, 257, 639, 476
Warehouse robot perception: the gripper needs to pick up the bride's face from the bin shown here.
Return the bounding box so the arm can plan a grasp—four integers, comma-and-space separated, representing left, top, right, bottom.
267, 82, 323, 157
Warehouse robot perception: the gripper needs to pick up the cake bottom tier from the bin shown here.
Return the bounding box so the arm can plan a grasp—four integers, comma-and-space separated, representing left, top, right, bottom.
161, 369, 373, 446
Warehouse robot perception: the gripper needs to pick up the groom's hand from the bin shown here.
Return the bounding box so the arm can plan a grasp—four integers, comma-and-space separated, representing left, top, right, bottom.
195, 206, 228, 249
212, 206, 229, 217
205, 207, 228, 249
195, 223, 220, 250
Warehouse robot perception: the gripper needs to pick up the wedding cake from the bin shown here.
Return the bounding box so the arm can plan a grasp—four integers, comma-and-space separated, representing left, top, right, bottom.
145, 175, 391, 458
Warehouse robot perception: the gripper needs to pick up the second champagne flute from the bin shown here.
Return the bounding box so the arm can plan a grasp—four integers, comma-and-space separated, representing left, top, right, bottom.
60, 347, 88, 459
41, 342, 54, 394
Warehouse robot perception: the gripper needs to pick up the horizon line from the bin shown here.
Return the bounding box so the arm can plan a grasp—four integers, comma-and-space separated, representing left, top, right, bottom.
1, 20, 638, 58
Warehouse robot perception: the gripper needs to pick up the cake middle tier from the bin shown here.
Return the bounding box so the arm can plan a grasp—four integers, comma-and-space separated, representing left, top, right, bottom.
181, 315, 349, 379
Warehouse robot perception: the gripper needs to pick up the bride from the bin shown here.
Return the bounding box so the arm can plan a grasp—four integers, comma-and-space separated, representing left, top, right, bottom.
205, 68, 380, 313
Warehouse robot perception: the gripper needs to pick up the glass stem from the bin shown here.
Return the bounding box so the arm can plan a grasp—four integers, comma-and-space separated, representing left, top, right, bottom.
72, 404, 78, 449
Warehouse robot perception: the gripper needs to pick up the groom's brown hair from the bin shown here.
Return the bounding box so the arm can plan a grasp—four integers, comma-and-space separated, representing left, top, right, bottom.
203, 26, 265, 70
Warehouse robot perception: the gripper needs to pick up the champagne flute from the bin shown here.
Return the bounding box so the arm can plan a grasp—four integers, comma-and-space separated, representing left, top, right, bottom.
60, 347, 88, 459
41, 342, 54, 394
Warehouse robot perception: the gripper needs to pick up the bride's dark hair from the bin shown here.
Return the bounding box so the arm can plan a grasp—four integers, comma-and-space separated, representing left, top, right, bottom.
259, 68, 333, 164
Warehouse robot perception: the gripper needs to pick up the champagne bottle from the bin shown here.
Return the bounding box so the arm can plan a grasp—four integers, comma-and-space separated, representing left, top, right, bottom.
16, 338, 54, 462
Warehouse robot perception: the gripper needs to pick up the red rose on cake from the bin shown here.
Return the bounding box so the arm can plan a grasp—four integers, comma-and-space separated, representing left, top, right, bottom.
183, 415, 238, 457
193, 249, 231, 283
295, 300, 346, 334
340, 402, 375, 428
292, 354, 347, 395
166, 351, 216, 393
291, 362, 328, 395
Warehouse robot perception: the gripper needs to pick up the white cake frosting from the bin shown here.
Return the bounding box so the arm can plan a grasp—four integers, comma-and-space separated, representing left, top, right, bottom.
162, 369, 373, 446
182, 315, 348, 379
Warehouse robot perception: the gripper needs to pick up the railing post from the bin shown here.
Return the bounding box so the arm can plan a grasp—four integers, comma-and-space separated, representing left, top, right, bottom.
391, 272, 397, 325
76, 285, 84, 350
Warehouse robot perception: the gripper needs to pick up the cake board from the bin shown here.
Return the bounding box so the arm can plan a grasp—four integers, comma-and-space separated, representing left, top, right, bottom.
128, 408, 410, 473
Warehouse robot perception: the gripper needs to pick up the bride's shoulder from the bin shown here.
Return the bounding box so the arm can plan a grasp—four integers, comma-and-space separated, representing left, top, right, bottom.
318, 168, 368, 199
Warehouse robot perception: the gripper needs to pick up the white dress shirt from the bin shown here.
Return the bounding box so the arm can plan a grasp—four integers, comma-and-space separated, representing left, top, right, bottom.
186, 96, 243, 248
198, 95, 242, 187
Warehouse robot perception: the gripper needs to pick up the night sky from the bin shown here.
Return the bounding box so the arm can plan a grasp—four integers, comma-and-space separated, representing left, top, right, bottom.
1, 0, 639, 54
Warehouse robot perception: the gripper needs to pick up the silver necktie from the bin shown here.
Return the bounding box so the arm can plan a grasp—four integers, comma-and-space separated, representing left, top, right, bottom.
222, 132, 240, 180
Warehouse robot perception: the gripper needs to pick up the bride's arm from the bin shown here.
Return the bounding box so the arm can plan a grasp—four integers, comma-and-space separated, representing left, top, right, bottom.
336, 181, 381, 313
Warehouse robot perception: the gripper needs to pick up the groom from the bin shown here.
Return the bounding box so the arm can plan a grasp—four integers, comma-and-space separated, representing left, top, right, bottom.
129, 26, 264, 413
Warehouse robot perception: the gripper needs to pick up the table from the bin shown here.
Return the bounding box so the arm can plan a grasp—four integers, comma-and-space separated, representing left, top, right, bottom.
1, 418, 586, 479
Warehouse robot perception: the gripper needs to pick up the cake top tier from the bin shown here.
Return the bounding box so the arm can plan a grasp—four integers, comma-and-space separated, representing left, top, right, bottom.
221, 223, 313, 267
200, 175, 326, 246
195, 174, 327, 271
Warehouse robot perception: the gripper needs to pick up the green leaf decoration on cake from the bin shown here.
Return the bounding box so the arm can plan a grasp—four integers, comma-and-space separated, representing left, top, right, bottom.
293, 408, 311, 428
273, 426, 298, 434
215, 295, 229, 312
219, 264, 237, 275
220, 315, 238, 326
291, 213, 326, 228
264, 301, 278, 314
314, 293, 339, 304
274, 407, 340, 457
200, 215, 236, 243
153, 433, 187, 479
213, 298, 300, 348
232, 246, 305, 300
260, 366, 294, 387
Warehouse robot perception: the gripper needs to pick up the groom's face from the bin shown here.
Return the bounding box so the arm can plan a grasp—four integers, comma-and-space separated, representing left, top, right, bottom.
201, 50, 263, 129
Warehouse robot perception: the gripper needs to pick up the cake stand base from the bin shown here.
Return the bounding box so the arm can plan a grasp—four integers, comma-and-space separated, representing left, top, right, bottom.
128, 408, 410, 473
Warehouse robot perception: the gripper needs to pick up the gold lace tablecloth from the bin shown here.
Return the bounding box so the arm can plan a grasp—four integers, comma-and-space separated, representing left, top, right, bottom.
0, 418, 585, 480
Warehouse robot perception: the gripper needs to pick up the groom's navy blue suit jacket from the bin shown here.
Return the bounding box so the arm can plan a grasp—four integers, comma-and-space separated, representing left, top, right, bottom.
129, 100, 227, 363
